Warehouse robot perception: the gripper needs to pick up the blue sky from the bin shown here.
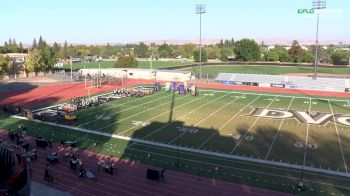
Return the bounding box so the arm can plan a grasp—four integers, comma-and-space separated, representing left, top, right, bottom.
0, 0, 349, 44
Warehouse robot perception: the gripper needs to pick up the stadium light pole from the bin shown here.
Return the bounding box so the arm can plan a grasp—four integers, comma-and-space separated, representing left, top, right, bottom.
312, 0, 326, 80
196, 4, 206, 81
70, 57, 73, 82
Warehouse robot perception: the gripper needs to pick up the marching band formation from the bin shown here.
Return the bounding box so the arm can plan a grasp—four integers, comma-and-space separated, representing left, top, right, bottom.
113, 87, 154, 97
33, 81, 199, 124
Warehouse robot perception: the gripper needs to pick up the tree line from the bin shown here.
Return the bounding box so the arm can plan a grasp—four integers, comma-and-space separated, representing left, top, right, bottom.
1, 36, 349, 76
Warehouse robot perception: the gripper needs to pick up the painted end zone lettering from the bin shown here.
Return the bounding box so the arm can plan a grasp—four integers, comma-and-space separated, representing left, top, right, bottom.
247, 108, 350, 126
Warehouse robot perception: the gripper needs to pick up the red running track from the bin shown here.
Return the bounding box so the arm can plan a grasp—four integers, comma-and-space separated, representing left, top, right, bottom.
0, 132, 291, 196
1, 79, 349, 109
0, 79, 154, 108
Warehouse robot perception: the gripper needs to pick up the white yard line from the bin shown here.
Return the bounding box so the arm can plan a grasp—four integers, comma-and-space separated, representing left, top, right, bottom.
116, 93, 210, 136
264, 96, 295, 160
230, 96, 278, 154
199, 89, 349, 102
12, 115, 350, 179
198, 95, 262, 149
167, 92, 239, 144
78, 92, 172, 127
141, 92, 231, 140
80, 91, 166, 117
96, 93, 190, 131
328, 100, 348, 173
302, 98, 312, 170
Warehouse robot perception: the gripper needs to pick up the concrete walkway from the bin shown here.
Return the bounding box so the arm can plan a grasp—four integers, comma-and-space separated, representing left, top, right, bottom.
31, 181, 71, 196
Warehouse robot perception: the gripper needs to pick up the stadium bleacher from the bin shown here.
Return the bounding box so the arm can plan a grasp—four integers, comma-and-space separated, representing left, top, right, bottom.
216, 73, 349, 92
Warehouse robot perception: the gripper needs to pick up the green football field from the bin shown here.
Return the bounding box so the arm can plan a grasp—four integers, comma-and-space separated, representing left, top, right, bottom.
61, 60, 190, 70
75, 89, 350, 173
2, 87, 350, 195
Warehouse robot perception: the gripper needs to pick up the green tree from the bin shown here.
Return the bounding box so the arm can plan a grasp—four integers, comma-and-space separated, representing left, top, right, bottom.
3, 41, 9, 52
0, 54, 11, 75
331, 50, 350, 65
114, 55, 138, 68
234, 38, 261, 61
301, 50, 314, 63
193, 50, 207, 62
134, 42, 149, 58
71, 45, 90, 57
25, 49, 44, 73
89, 46, 101, 56
219, 48, 233, 62
52, 42, 60, 58
40, 46, 57, 70
60, 40, 69, 59
288, 40, 305, 63
265, 49, 279, 61
183, 43, 196, 59
158, 43, 172, 58
32, 38, 37, 49
148, 43, 159, 60
170, 45, 184, 58
38, 36, 46, 50
205, 46, 221, 59
18, 42, 24, 53
217, 39, 224, 49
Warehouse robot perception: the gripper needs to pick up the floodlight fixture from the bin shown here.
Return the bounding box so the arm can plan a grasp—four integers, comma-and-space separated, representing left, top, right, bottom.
312, 0, 326, 9
195, 4, 206, 14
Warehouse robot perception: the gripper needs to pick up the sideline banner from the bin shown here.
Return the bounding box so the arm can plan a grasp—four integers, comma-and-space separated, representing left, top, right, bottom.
270, 84, 285, 88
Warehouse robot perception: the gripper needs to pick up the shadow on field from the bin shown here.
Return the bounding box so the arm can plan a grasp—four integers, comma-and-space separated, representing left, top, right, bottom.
0, 82, 85, 110
2, 86, 350, 195
0, 82, 38, 108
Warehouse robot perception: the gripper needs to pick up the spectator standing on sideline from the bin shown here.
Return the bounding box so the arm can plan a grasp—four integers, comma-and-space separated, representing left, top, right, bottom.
79, 164, 85, 180
48, 138, 53, 148
160, 168, 166, 182
44, 164, 50, 181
